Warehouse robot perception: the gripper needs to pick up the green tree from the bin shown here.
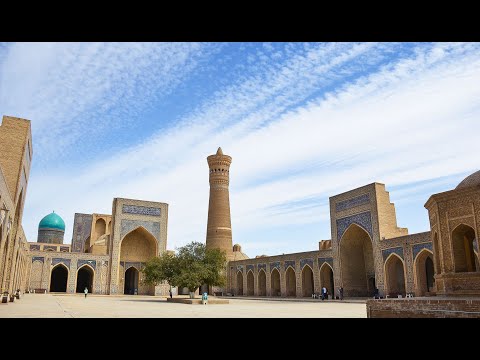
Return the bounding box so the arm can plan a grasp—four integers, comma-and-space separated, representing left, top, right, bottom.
142, 241, 227, 297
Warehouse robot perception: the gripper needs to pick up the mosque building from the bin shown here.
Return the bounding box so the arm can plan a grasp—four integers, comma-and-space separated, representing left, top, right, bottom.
1, 115, 479, 302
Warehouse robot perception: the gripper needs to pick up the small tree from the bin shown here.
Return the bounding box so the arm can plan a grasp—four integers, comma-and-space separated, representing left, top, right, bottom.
143, 241, 227, 298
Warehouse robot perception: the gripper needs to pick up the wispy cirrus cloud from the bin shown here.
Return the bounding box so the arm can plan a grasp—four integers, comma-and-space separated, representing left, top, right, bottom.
4, 42, 479, 257
0, 42, 212, 160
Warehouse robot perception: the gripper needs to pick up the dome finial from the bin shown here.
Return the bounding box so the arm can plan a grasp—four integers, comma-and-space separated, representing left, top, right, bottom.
216, 147, 223, 156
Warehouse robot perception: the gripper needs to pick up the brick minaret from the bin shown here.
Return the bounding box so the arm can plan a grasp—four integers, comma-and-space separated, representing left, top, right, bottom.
206, 147, 233, 260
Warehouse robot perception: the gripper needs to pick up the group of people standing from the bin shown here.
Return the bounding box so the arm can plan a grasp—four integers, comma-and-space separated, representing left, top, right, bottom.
313, 286, 344, 300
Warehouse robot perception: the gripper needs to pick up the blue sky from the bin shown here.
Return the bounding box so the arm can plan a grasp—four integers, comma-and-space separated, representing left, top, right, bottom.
1, 42, 479, 257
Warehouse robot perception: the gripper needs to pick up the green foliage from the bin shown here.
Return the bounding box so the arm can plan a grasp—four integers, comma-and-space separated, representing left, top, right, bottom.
142, 241, 227, 292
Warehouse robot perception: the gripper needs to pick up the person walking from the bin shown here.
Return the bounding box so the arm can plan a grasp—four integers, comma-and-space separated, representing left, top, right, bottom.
84, 287, 88, 298
339, 287, 344, 300
169, 289, 173, 298
321, 286, 327, 300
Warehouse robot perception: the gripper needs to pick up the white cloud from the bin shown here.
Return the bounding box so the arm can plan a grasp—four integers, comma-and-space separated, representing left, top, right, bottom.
0, 42, 209, 159
11, 42, 480, 258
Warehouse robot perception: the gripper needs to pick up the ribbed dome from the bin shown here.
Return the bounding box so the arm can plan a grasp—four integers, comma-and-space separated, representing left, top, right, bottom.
456, 170, 480, 190
38, 212, 65, 231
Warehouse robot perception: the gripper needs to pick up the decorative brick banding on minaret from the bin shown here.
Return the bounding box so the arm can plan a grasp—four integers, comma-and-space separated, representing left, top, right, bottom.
206, 147, 234, 260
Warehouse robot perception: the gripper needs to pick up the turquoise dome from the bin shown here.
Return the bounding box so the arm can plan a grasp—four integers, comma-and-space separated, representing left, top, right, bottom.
38, 212, 65, 231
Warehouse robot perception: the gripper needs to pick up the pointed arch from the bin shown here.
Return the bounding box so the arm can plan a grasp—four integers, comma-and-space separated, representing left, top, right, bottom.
451, 223, 477, 273
120, 226, 157, 295
258, 269, 266, 296
120, 226, 158, 262
76, 264, 95, 293
320, 262, 334, 297
414, 248, 434, 296
339, 223, 375, 297
270, 268, 280, 296
384, 253, 406, 297
94, 218, 106, 242
285, 267, 296, 297
49, 263, 69, 292
124, 266, 139, 295
301, 264, 314, 297
246, 270, 254, 296
236, 271, 244, 296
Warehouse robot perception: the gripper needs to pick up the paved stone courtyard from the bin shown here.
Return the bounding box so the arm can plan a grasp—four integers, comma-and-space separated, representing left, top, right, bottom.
0, 294, 367, 318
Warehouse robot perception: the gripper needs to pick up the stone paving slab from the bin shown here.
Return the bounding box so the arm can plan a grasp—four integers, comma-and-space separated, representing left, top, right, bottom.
0, 294, 367, 318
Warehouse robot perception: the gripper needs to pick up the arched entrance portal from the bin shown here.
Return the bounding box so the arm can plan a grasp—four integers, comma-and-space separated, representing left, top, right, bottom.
414, 249, 435, 296
50, 264, 68, 292
286, 267, 296, 297
451, 224, 477, 273
258, 270, 266, 296
237, 272, 243, 295
320, 263, 334, 297
120, 227, 158, 295
124, 267, 139, 295
385, 254, 406, 297
301, 265, 314, 297
340, 224, 375, 297
247, 271, 254, 296
271, 268, 280, 296
76, 266, 94, 293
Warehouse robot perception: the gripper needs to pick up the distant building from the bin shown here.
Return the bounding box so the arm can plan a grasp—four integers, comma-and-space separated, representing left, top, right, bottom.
1, 116, 478, 300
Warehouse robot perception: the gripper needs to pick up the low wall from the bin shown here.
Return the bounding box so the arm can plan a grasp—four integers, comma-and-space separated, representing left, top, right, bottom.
367, 298, 480, 318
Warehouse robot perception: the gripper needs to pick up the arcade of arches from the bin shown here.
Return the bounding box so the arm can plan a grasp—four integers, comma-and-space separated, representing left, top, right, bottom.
229, 172, 480, 298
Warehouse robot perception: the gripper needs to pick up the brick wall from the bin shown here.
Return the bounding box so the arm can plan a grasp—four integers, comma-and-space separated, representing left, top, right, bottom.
367, 298, 480, 318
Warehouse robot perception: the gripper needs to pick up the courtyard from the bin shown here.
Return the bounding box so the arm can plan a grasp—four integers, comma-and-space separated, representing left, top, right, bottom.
0, 294, 367, 318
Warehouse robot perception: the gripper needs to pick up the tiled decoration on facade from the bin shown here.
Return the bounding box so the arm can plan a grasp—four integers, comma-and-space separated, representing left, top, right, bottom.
285, 260, 295, 271
336, 211, 373, 240
257, 263, 266, 272
77, 259, 97, 270
120, 219, 160, 240
122, 204, 161, 216
29, 244, 40, 251
336, 193, 370, 212
318, 257, 333, 267
382, 247, 404, 261
44, 245, 57, 251
51, 258, 71, 268
71, 213, 93, 253
412, 242, 433, 259
123, 261, 145, 271
300, 258, 313, 269
60, 246, 70, 252
270, 262, 280, 271
246, 264, 254, 272
236, 265, 244, 273
32, 256, 44, 263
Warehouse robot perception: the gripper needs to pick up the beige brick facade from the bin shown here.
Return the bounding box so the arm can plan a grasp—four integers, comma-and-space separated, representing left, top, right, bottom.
2, 113, 479, 306
25, 197, 169, 296
229, 183, 435, 299
0, 116, 32, 296
425, 172, 480, 296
